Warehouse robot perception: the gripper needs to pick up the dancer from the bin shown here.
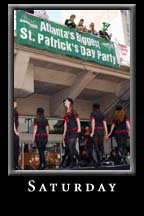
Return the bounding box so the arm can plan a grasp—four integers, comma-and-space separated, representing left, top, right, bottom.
90, 102, 108, 163
108, 104, 130, 162
32, 107, 49, 169
62, 98, 81, 168
14, 99, 20, 169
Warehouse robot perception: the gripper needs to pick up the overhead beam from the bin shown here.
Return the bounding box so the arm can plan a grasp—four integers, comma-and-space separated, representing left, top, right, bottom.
86, 79, 117, 94
50, 71, 96, 116
114, 80, 130, 96
15, 45, 130, 79
34, 67, 76, 86
34, 66, 118, 94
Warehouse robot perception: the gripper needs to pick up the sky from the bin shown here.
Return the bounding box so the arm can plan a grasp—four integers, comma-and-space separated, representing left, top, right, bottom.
46, 10, 126, 44
46, 10, 61, 24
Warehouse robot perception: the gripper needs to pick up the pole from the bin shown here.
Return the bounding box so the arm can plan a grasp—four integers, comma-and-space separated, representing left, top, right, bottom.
21, 142, 25, 170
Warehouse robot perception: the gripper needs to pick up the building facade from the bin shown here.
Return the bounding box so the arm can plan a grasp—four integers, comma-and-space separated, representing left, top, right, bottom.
13, 10, 130, 153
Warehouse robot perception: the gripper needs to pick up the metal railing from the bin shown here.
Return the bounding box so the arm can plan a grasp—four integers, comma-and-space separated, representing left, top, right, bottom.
103, 88, 130, 115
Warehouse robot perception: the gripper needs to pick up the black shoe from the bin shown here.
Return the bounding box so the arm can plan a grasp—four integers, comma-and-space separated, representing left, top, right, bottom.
69, 162, 74, 168
39, 163, 46, 170
94, 162, 100, 168
77, 159, 83, 168
62, 159, 68, 168
88, 161, 95, 167
59, 163, 67, 168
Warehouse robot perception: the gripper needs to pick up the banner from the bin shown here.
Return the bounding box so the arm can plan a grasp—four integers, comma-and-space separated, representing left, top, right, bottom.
16, 10, 119, 68
118, 43, 130, 65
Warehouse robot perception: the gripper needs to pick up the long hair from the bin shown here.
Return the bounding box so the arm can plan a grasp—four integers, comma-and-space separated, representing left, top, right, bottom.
36, 113, 45, 122
89, 23, 95, 32
64, 103, 74, 115
113, 110, 125, 122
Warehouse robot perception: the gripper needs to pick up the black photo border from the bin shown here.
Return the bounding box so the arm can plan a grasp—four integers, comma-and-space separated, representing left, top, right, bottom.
8, 4, 137, 194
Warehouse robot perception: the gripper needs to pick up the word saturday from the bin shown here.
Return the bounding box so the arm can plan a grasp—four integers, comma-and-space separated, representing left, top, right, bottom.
28, 180, 117, 192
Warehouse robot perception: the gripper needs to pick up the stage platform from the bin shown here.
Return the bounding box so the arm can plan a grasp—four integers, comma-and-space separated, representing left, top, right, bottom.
21, 164, 130, 170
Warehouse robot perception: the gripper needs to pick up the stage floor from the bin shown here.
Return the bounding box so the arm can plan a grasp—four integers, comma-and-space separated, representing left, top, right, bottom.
21, 164, 130, 170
